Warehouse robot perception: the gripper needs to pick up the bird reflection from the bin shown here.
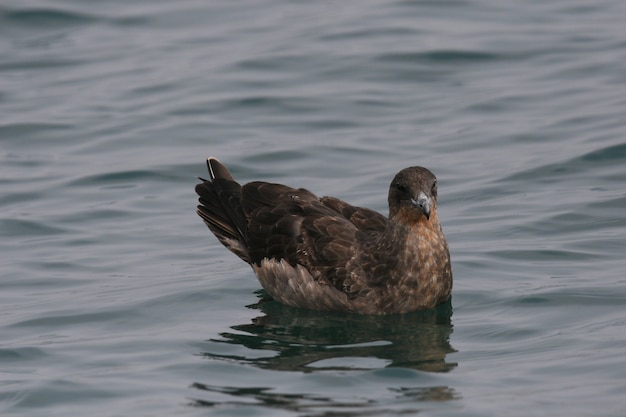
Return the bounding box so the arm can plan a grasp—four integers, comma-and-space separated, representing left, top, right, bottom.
201, 291, 457, 373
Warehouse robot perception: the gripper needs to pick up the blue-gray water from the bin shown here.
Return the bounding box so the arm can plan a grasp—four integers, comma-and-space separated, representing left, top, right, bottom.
2, 0, 625, 416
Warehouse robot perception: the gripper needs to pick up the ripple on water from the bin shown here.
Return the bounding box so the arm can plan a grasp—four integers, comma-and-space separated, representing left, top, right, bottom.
2, 0, 626, 415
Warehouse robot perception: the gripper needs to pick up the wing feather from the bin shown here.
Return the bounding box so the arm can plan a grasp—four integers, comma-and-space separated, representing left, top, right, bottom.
320, 196, 388, 232
200, 178, 394, 299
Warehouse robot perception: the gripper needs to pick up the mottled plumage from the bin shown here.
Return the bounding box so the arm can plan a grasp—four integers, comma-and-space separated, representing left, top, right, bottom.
196, 157, 452, 314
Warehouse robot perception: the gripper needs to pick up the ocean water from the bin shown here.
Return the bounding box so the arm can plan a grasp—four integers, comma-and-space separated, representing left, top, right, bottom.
1, 0, 626, 416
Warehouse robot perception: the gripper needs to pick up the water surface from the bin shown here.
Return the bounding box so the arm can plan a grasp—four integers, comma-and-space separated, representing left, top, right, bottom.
1, 0, 625, 416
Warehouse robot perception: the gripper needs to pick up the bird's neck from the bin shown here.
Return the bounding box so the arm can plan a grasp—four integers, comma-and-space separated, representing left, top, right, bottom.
385, 208, 449, 277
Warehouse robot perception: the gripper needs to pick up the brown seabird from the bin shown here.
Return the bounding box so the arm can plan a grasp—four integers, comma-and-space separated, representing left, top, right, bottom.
195, 157, 452, 314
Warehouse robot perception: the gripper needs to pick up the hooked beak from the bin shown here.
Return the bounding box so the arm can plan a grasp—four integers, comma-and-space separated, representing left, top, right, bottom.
411, 191, 431, 219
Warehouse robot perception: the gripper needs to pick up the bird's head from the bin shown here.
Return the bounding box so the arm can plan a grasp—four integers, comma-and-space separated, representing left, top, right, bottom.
388, 166, 439, 222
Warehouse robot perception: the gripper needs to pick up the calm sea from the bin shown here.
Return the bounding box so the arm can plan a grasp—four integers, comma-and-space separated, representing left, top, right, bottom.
2, 0, 625, 416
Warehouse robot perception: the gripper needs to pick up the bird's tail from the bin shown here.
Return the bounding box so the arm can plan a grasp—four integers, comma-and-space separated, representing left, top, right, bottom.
195, 157, 251, 263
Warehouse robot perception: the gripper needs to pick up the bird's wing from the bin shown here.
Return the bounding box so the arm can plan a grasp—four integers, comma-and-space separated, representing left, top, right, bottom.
241, 182, 383, 298
319, 196, 389, 232
241, 181, 320, 265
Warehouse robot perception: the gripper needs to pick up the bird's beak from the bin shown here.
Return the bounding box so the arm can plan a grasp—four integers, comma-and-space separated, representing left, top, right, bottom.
411, 191, 431, 219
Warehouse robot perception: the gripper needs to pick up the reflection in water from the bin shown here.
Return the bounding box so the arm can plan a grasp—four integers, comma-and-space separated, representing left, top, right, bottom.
190, 381, 460, 415
189, 293, 459, 414
204, 291, 456, 373
190, 382, 384, 414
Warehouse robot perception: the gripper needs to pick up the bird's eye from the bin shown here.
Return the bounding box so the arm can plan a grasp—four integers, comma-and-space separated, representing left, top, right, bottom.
395, 184, 407, 193
431, 180, 437, 196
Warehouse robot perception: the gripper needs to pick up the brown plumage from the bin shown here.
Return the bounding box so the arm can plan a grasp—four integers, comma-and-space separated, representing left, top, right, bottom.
195, 157, 452, 315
